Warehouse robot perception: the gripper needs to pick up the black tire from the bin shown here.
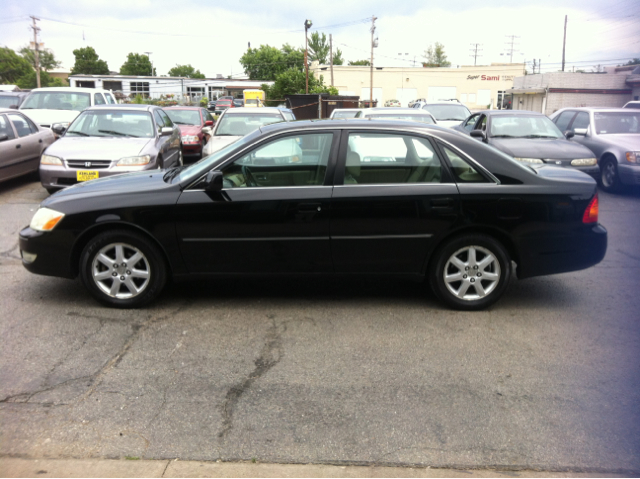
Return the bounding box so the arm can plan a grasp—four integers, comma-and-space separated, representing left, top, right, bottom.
156, 156, 163, 169
79, 230, 167, 308
429, 234, 511, 311
45, 187, 58, 195
600, 157, 621, 193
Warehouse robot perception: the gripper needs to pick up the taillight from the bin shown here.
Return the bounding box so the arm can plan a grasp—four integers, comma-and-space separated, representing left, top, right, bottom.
582, 193, 599, 224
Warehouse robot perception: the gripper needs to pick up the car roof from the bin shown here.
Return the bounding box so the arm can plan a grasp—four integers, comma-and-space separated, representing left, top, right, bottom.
29, 87, 112, 93
477, 110, 545, 116
88, 104, 158, 111
554, 107, 635, 114
223, 107, 285, 114
0, 107, 29, 114
165, 106, 203, 110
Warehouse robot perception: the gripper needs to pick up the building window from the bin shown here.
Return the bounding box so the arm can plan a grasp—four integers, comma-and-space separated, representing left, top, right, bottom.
130, 82, 150, 98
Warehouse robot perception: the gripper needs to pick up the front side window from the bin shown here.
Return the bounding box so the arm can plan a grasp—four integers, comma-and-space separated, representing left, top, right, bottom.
105, 93, 117, 104
153, 111, 165, 133
158, 109, 173, 127
94, 93, 106, 105
463, 114, 480, 131
572, 112, 590, 130
441, 145, 488, 183
8, 113, 34, 138
0, 115, 16, 140
554, 111, 575, 132
221, 133, 333, 188
344, 133, 442, 185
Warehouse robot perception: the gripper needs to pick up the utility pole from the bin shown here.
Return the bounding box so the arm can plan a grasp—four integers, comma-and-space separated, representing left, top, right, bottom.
144, 52, 153, 76
562, 15, 567, 72
470, 43, 482, 66
329, 34, 334, 87
532, 59, 537, 74
304, 19, 312, 94
504, 35, 519, 63
30, 16, 41, 88
369, 15, 377, 107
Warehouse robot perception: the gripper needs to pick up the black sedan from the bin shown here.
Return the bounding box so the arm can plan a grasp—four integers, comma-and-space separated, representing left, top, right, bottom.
19, 120, 607, 310
453, 110, 600, 180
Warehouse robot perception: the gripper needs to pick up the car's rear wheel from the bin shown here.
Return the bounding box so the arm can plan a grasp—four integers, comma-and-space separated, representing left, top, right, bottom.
600, 157, 621, 193
79, 230, 167, 308
429, 234, 510, 311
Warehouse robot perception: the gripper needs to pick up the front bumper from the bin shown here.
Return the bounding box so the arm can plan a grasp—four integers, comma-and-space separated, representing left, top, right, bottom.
40, 162, 157, 190
19, 226, 76, 279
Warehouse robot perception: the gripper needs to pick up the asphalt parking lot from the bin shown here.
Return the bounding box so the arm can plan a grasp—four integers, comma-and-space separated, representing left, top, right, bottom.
1, 174, 639, 474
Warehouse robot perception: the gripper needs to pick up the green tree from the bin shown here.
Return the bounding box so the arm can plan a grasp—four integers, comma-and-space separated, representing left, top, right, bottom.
167, 64, 205, 78
240, 44, 304, 81
120, 53, 156, 76
0, 47, 33, 84
19, 46, 61, 71
70, 46, 110, 75
308, 32, 330, 64
348, 59, 370, 66
16, 70, 67, 89
422, 42, 451, 67
333, 48, 344, 66
619, 58, 640, 66
262, 68, 338, 102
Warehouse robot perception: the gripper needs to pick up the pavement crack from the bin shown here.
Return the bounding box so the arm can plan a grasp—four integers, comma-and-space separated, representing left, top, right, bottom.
0, 375, 93, 404
218, 317, 284, 439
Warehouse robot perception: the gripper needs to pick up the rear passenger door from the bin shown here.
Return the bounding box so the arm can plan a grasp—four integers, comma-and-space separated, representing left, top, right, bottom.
330, 130, 461, 274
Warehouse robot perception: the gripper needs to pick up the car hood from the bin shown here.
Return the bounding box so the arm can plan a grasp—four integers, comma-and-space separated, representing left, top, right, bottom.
435, 120, 463, 129
44, 137, 152, 160
18, 109, 80, 127
490, 137, 594, 159
594, 134, 640, 149
205, 135, 242, 155
42, 169, 173, 208
177, 124, 202, 135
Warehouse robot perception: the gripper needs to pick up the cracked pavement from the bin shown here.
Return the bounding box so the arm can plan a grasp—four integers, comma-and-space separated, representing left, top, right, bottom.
0, 175, 639, 474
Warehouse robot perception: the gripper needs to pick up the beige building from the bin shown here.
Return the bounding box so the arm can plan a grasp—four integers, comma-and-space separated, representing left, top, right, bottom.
310, 62, 525, 109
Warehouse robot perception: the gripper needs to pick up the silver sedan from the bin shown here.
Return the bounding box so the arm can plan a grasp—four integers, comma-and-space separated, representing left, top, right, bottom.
0, 108, 55, 184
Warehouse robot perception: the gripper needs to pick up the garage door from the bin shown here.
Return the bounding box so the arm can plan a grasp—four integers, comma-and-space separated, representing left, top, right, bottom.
428, 86, 457, 103
396, 88, 417, 107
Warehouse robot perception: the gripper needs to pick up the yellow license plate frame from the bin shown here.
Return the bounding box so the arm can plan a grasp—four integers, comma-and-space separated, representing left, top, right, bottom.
77, 170, 99, 181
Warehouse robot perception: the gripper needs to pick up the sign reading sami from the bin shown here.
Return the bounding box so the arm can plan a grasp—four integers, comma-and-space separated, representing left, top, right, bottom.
467, 74, 512, 81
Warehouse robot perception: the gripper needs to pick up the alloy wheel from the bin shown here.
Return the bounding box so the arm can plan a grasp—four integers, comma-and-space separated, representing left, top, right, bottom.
91, 242, 151, 299
443, 245, 501, 301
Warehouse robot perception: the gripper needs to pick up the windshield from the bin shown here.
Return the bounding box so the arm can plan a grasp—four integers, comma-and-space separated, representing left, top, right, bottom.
368, 114, 435, 124
422, 104, 470, 121
489, 115, 563, 139
174, 131, 260, 184
215, 113, 282, 136
332, 110, 360, 119
594, 111, 640, 135
66, 110, 154, 138
21, 91, 91, 111
0, 95, 20, 108
165, 109, 202, 126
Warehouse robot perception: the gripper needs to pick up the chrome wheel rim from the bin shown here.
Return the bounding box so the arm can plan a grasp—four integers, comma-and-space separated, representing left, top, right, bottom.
443, 245, 501, 301
91, 243, 151, 299
178, 150, 183, 166
602, 161, 616, 188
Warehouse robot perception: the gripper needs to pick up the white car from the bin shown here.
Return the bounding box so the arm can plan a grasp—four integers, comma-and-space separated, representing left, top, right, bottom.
329, 108, 362, 119
354, 107, 437, 125
19, 87, 118, 133
203, 107, 295, 156
412, 101, 471, 128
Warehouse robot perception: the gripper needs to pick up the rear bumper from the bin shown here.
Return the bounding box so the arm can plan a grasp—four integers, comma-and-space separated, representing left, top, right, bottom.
182, 142, 203, 157
516, 224, 607, 279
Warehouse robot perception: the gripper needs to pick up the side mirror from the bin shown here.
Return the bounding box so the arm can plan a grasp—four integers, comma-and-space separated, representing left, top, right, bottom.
0, 134, 9, 142
51, 124, 67, 136
9, 104, 18, 109
470, 130, 487, 141
564, 130, 575, 139
204, 120, 213, 126
161, 126, 174, 136
203, 170, 224, 193
573, 128, 587, 136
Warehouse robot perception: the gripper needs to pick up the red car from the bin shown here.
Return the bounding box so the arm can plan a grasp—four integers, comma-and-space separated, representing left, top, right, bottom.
164, 107, 215, 160
214, 99, 234, 115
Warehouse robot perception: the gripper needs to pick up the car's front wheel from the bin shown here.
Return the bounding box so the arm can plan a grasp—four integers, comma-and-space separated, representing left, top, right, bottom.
600, 157, 621, 193
429, 234, 511, 311
79, 230, 167, 308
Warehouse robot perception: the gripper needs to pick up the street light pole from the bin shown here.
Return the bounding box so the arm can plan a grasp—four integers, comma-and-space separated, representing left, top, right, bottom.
304, 20, 312, 94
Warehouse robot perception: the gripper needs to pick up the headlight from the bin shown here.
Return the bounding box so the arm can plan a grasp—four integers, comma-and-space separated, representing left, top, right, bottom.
181, 135, 199, 143
571, 158, 597, 166
41, 154, 63, 165
625, 152, 640, 163
116, 155, 151, 166
30, 207, 65, 232
514, 157, 544, 164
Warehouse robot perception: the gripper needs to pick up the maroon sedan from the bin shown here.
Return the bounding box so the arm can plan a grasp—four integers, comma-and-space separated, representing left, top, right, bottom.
164, 107, 215, 160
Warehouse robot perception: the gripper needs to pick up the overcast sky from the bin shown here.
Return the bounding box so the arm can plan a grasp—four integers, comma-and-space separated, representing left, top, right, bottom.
2, 0, 638, 78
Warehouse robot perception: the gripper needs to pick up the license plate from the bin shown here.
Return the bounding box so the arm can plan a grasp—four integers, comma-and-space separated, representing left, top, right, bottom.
77, 170, 99, 181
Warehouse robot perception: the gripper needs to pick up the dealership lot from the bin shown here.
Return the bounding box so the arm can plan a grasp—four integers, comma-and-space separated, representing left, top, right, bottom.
1, 176, 639, 473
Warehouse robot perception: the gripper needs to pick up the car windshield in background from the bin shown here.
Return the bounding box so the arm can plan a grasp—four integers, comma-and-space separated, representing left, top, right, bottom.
0, 96, 20, 108
368, 114, 435, 124
594, 111, 640, 135
165, 109, 201, 125
490, 116, 563, 139
424, 105, 470, 121
216, 113, 283, 136
66, 110, 154, 138
20, 92, 91, 112
332, 110, 360, 119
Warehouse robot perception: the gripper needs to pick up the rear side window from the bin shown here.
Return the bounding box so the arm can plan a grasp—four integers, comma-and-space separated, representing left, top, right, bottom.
344, 133, 443, 185
440, 145, 488, 183
94, 93, 106, 105
8, 113, 34, 138
0, 115, 16, 140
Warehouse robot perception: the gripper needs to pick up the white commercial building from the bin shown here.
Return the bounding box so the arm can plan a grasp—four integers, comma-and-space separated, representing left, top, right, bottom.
310, 62, 526, 109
